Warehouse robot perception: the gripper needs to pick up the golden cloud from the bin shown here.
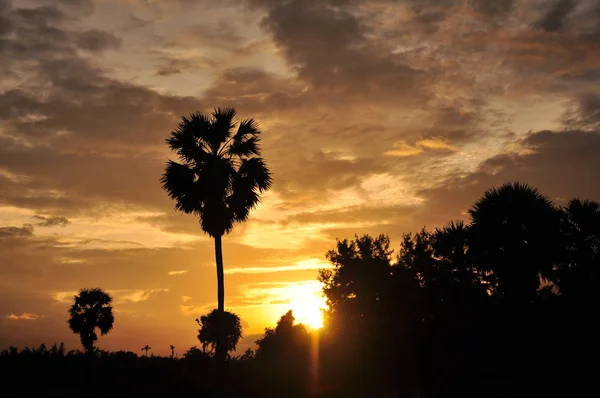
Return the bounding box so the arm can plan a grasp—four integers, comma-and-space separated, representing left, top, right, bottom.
6, 312, 43, 320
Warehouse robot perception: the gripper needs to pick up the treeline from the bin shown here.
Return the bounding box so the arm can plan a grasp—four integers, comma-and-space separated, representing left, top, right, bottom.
315, 182, 600, 397
1, 182, 599, 398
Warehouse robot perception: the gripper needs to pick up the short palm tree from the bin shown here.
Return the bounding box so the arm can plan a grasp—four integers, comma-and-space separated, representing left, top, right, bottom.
68, 288, 114, 355
196, 309, 243, 355
161, 107, 271, 359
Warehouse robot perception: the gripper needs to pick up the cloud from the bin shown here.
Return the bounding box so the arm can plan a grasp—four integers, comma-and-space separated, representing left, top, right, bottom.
417, 138, 458, 151
51, 291, 77, 303
5, 312, 43, 320
168, 270, 189, 276
254, 0, 424, 103
537, 0, 576, 33
563, 94, 600, 130
384, 141, 424, 157
0, 225, 34, 239
472, 0, 515, 19
417, 129, 600, 226
225, 258, 332, 274
75, 29, 122, 51
32, 215, 69, 227
118, 288, 169, 303
384, 137, 458, 157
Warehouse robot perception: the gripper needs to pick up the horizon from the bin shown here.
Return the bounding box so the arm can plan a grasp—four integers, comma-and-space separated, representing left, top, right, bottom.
1, 0, 600, 357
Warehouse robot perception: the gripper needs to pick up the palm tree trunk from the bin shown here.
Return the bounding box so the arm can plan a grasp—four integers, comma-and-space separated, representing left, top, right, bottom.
215, 235, 225, 312
84, 332, 94, 356
214, 234, 226, 365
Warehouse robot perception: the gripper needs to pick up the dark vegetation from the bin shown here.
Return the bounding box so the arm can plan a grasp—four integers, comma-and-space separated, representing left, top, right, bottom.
2, 109, 599, 397
2, 182, 599, 397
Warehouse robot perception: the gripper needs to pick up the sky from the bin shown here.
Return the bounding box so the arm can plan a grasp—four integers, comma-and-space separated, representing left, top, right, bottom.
1, 0, 600, 356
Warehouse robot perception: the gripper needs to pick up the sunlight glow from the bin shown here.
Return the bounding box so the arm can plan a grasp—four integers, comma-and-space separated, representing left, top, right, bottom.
234, 281, 328, 332
291, 297, 325, 329
283, 282, 327, 330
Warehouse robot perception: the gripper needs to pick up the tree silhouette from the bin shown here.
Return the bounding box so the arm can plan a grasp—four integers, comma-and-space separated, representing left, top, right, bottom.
255, 310, 310, 359
141, 345, 151, 357
161, 107, 271, 360
67, 288, 114, 355
468, 182, 562, 305
196, 309, 243, 355
7, 181, 600, 398
255, 311, 312, 397
555, 198, 600, 300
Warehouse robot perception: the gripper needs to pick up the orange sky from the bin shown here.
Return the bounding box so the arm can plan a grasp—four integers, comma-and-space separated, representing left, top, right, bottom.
1, 0, 600, 356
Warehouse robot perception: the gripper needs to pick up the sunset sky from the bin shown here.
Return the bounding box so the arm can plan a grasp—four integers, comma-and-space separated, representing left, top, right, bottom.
1, 0, 600, 356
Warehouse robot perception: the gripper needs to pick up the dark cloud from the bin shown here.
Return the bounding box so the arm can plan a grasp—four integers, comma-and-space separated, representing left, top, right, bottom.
0, 0, 201, 153
563, 94, 600, 130
423, 104, 484, 142
256, 0, 425, 103
14, 5, 64, 26
0, 14, 12, 35
537, 0, 576, 33
418, 129, 600, 225
32, 215, 70, 227
75, 29, 122, 51
472, 0, 515, 19
0, 143, 171, 214
156, 62, 183, 77
275, 151, 386, 199
0, 225, 34, 239
179, 21, 243, 49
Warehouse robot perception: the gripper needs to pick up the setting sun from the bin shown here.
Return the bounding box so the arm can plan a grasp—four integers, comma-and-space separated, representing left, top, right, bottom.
291, 296, 325, 330
260, 281, 328, 330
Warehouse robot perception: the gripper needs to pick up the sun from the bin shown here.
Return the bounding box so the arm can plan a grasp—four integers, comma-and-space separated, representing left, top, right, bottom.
291, 297, 325, 330
262, 280, 328, 330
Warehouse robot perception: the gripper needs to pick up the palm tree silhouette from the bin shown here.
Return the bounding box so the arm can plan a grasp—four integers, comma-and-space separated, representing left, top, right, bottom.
170, 345, 175, 358
68, 288, 114, 355
161, 107, 271, 359
469, 182, 562, 305
556, 198, 600, 299
196, 309, 243, 355
141, 345, 151, 357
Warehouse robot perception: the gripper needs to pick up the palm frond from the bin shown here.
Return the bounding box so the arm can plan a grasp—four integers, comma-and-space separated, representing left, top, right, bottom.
228, 185, 260, 222
238, 158, 273, 192
234, 118, 260, 139
161, 160, 200, 214
166, 112, 211, 153
162, 107, 272, 237
210, 107, 237, 152
228, 136, 260, 157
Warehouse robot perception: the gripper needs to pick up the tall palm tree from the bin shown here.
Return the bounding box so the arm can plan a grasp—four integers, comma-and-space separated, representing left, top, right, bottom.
141, 345, 151, 357
68, 288, 114, 355
170, 345, 176, 358
468, 182, 562, 305
161, 107, 272, 316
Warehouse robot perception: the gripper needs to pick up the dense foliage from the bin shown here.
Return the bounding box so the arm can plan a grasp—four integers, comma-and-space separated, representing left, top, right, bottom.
2, 182, 599, 398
